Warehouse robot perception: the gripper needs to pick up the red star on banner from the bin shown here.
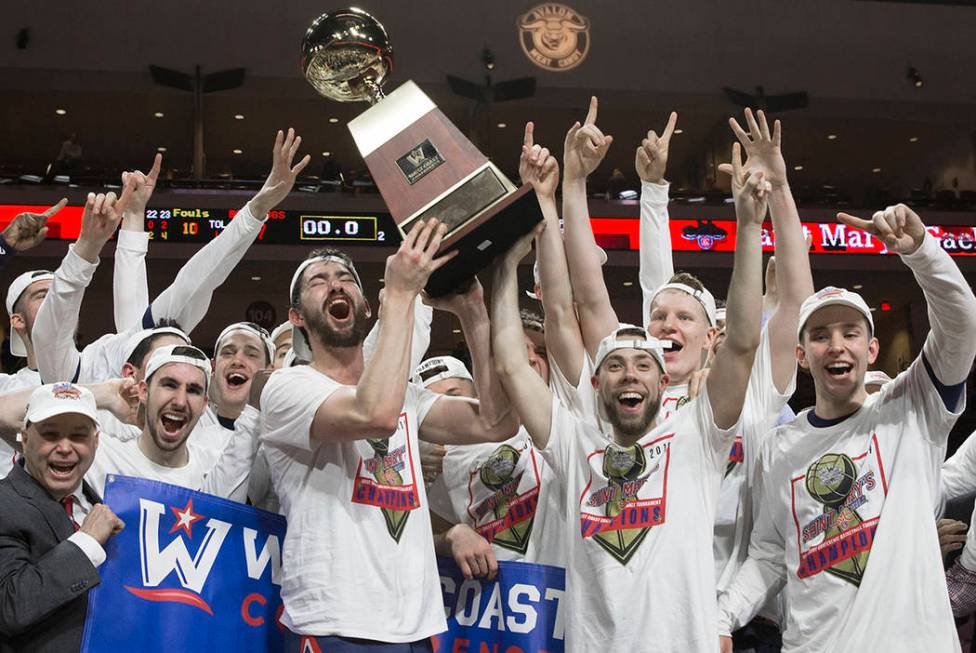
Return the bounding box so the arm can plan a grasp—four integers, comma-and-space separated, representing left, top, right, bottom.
169, 499, 203, 537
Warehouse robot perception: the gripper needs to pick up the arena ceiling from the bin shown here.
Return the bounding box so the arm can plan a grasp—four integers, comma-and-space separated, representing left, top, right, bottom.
1, 0, 975, 200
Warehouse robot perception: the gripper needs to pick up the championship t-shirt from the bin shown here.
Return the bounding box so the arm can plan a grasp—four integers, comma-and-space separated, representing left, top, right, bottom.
544, 383, 736, 651
427, 427, 563, 566
726, 356, 962, 652
260, 365, 446, 642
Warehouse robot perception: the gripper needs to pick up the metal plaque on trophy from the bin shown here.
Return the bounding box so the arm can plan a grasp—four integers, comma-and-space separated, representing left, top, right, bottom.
301, 7, 542, 296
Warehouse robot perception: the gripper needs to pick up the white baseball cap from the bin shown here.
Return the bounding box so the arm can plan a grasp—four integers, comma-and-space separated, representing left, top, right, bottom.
797, 286, 874, 340
214, 322, 275, 363
25, 383, 99, 427
144, 344, 213, 389
270, 321, 292, 345
651, 282, 718, 326
123, 326, 191, 368
5, 270, 54, 357
412, 356, 472, 388
289, 254, 363, 361
593, 324, 670, 374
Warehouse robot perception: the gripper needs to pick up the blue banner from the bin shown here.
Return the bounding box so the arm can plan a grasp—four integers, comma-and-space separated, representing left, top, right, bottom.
81, 475, 287, 653
434, 557, 566, 653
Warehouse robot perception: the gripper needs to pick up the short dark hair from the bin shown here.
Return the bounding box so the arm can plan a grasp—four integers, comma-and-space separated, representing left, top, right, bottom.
520, 309, 544, 334
290, 248, 356, 309
126, 321, 187, 370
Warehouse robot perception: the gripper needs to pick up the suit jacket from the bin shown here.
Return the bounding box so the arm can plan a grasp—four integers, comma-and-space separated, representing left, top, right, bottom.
0, 463, 102, 653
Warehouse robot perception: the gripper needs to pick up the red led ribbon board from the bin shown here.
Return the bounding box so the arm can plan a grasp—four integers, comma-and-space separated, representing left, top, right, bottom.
590, 217, 976, 256
2, 205, 975, 256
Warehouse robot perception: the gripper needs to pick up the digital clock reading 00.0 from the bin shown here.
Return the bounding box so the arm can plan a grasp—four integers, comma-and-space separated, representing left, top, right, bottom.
299, 215, 384, 242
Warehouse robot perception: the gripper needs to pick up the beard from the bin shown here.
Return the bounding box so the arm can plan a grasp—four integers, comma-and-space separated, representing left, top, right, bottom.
305, 301, 371, 348
601, 388, 662, 441
145, 396, 194, 453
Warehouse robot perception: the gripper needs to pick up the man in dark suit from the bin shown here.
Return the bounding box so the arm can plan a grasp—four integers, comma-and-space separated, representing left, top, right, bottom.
0, 383, 124, 652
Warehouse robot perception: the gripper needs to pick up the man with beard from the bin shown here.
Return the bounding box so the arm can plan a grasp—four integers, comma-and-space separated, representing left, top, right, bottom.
0, 345, 257, 501
490, 141, 769, 650
717, 204, 976, 653
260, 219, 519, 651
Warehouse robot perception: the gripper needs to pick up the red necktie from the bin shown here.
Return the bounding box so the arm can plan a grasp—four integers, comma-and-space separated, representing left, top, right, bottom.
61, 496, 80, 532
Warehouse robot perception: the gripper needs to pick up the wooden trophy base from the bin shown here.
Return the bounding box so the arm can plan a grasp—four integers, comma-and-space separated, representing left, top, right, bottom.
347, 81, 542, 296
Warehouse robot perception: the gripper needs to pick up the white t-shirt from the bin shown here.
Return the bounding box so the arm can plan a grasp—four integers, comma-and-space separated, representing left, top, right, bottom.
719, 356, 963, 652
0, 367, 40, 478
941, 428, 976, 507
260, 365, 446, 642
714, 330, 794, 595
86, 435, 220, 498
544, 383, 736, 651
427, 427, 563, 567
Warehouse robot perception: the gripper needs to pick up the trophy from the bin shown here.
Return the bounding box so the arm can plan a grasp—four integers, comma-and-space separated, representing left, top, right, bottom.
301, 7, 542, 296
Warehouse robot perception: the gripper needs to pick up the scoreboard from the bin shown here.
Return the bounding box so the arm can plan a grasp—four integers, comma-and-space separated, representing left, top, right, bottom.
0, 204, 398, 245
142, 208, 396, 244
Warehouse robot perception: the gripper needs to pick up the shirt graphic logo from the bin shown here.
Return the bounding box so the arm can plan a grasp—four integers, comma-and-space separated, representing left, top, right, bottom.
791, 434, 888, 586
579, 434, 672, 565
466, 442, 541, 555
352, 412, 421, 542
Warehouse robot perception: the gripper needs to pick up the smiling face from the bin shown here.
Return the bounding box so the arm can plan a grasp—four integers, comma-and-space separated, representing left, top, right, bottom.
594, 348, 669, 443
647, 289, 715, 386
21, 413, 98, 500
291, 260, 370, 350
212, 331, 270, 408
141, 363, 208, 454
797, 305, 879, 409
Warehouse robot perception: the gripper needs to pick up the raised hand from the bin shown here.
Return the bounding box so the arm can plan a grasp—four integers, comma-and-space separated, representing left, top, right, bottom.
500, 221, 545, 271
837, 204, 928, 255
563, 96, 613, 181
79, 503, 125, 546
251, 128, 312, 217
74, 179, 137, 262
424, 277, 485, 316
635, 111, 678, 184
120, 153, 163, 225
728, 108, 788, 189
383, 219, 456, 297
2, 198, 66, 251
718, 142, 771, 226
519, 122, 559, 199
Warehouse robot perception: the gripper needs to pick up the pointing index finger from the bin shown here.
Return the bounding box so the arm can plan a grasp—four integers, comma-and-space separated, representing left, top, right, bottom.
584, 96, 598, 126
147, 153, 162, 185
41, 198, 68, 220
661, 111, 678, 142
836, 212, 875, 233
523, 121, 534, 148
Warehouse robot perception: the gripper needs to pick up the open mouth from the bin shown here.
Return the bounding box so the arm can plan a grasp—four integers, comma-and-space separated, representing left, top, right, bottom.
226, 371, 249, 388
662, 338, 683, 357
160, 412, 188, 436
825, 362, 854, 378
48, 461, 77, 479
616, 391, 646, 413
327, 296, 352, 320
